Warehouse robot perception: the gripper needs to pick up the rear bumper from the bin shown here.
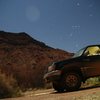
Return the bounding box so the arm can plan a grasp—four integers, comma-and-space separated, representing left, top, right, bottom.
44, 70, 61, 83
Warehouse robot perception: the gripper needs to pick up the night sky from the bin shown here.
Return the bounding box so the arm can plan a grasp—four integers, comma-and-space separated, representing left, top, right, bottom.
0, 0, 100, 52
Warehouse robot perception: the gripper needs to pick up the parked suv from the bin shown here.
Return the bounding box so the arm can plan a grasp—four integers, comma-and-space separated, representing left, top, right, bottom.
44, 45, 100, 92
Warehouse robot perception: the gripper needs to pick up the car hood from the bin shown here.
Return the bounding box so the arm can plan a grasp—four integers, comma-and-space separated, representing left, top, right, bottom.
54, 56, 81, 67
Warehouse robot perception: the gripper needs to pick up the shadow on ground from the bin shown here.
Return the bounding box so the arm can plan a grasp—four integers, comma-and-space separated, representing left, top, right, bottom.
51, 84, 100, 94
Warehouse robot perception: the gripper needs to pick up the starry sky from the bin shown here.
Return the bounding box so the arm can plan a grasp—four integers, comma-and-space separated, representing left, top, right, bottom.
0, 0, 100, 52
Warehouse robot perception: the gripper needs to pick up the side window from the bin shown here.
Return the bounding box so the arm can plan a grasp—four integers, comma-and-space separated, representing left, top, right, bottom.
84, 46, 100, 56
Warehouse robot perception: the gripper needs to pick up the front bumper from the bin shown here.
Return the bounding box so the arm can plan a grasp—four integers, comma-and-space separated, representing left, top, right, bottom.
44, 70, 61, 83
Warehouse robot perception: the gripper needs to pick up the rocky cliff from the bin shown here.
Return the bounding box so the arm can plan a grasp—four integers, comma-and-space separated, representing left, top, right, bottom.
0, 31, 73, 89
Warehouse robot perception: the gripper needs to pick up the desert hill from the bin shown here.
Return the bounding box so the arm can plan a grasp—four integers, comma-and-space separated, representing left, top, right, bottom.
0, 31, 73, 89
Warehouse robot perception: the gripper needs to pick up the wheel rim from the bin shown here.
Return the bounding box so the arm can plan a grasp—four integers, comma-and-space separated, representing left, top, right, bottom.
66, 74, 78, 87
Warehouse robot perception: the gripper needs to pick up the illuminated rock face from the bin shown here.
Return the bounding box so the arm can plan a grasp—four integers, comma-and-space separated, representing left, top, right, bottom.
0, 31, 73, 88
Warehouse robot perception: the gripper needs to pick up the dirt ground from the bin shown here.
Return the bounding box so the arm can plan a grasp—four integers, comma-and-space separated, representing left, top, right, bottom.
3, 86, 100, 100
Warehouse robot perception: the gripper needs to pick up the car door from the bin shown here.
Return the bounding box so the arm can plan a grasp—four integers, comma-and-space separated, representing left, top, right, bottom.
82, 46, 100, 78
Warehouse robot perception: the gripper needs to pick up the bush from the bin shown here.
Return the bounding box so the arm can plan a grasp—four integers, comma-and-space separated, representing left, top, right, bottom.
0, 71, 21, 99
81, 77, 100, 88
86, 77, 100, 86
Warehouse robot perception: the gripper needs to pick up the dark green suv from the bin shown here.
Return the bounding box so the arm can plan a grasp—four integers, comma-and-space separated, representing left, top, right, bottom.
44, 45, 100, 92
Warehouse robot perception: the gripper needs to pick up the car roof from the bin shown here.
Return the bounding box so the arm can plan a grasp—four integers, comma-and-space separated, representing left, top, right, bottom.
87, 44, 100, 47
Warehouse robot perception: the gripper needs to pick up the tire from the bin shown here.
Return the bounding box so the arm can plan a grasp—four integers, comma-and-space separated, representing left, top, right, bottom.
64, 72, 81, 91
52, 81, 65, 92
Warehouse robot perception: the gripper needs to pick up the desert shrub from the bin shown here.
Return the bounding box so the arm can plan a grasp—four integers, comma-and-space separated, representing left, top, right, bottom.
0, 71, 21, 99
87, 77, 100, 85
82, 77, 100, 87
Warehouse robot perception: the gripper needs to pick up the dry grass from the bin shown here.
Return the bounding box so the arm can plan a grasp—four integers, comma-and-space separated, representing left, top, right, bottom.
0, 70, 21, 99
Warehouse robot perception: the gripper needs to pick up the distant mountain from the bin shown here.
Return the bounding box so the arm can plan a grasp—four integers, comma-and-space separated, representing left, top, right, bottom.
0, 31, 73, 89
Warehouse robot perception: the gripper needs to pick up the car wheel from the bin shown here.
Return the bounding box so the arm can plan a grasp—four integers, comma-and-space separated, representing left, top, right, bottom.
64, 72, 81, 91
52, 81, 65, 92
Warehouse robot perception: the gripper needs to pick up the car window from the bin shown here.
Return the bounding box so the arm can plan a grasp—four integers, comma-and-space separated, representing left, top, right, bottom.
84, 46, 100, 56
73, 48, 85, 58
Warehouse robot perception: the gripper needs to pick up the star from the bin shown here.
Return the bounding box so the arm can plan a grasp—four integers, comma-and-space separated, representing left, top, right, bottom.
89, 14, 93, 17
72, 25, 80, 28
89, 4, 93, 8
76, 2, 80, 7
69, 33, 73, 37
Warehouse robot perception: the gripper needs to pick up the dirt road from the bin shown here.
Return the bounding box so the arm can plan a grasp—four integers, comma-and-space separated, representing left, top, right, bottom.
3, 86, 100, 100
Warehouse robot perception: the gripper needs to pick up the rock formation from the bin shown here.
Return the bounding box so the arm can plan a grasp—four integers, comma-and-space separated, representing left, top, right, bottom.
0, 31, 73, 89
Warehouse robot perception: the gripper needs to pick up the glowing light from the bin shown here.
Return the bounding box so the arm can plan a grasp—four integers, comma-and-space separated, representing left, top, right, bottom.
26, 6, 40, 22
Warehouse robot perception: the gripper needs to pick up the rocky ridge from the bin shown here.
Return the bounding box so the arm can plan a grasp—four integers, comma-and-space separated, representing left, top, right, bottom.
0, 31, 73, 89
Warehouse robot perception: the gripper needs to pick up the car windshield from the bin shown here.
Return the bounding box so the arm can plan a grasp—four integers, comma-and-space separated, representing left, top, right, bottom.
73, 47, 86, 58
